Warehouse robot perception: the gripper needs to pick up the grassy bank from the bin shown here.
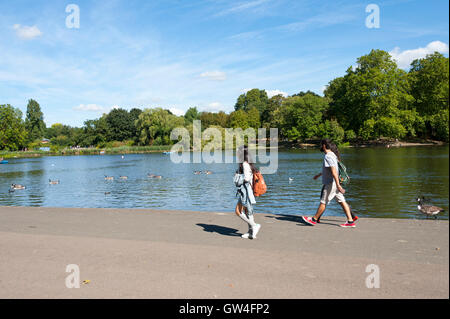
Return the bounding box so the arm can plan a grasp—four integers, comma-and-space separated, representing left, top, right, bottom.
282, 137, 447, 149
1, 138, 447, 159
0, 145, 173, 159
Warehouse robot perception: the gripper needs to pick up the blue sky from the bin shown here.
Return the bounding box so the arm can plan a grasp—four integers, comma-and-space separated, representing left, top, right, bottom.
0, 0, 448, 127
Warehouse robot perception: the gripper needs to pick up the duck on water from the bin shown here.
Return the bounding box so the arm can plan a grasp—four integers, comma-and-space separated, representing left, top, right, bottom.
10, 184, 26, 191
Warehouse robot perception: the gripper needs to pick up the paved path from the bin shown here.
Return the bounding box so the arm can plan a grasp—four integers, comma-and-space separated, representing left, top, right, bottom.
0, 206, 448, 298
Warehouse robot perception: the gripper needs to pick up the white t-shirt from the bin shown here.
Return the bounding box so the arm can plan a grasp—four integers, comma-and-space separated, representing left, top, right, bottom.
243, 161, 253, 185
322, 151, 338, 185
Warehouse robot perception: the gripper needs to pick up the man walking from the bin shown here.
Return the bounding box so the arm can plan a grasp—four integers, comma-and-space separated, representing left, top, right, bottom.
302, 139, 356, 228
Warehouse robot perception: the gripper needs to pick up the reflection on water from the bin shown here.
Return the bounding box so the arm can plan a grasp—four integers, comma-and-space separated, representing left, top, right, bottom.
0, 146, 448, 219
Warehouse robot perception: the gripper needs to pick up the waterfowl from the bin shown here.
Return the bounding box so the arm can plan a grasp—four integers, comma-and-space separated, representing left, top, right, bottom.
289, 177, 294, 182
119, 176, 128, 180
104, 176, 114, 181
49, 179, 60, 184
417, 197, 444, 219
11, 184, 26, 190
194, 171, 202, 175
148, 174, 162, 179
205, 170, 212, 175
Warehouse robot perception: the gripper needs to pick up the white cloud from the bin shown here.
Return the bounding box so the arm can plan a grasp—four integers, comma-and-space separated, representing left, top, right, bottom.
389, 41, 449, 69
200, 71, 227, 81
208, 102, 222, 109
265, 89, 288, 98
169, 108, 185, 116
13, 24, 42, 39
240, 88, 288, 98
215, 0, 270, 17
73, 104, 108, 112
198, 102, 224, 112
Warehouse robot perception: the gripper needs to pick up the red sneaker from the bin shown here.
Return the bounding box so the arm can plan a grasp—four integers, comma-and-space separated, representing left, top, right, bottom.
352, 215, 359, 222
340, 221, 356, 228
302, 216, 317, 226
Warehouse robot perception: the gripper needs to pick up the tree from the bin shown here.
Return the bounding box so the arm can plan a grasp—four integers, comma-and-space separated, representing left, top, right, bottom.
228, 110, 249, 129
46, 123, 78, 147
199, 111, 229, 128
317, 120, 345, 144
80, 116, 109, 147
25, 99, 46, 142
325, 50, 414, 140
106, 108, 134, 141
409, 52, 449, 116
129, 108, 143, 142
408, 52, 449, 141
0, 104, 28, 150
247, 107, 261, 128
184, 107, 200, 124
234, 89, 269, 115
261, 94, 285, 127
135, 108, 185, 145
274, 93, 329, 141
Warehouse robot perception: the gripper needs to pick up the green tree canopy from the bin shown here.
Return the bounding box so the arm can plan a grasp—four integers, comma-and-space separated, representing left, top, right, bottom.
325, 49, 414, 140
234, 88, 269, 115
0, 104, 28, 151
184, 107, 200, 124
135, 108, 185, 145
199, 111, 229, 128
106, 108, 134, 141
25, 99, 46, 142
273, 93, 329, 142
228, 109, 249, 130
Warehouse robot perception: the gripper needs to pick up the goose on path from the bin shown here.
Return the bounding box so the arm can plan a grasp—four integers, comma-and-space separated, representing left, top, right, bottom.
417, 196, 444, 219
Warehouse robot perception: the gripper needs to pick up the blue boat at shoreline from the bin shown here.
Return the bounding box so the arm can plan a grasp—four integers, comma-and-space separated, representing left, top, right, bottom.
0, 160, 8, 164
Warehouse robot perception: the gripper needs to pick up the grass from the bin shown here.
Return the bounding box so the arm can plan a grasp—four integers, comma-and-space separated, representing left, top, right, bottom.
0, 145, 174, 159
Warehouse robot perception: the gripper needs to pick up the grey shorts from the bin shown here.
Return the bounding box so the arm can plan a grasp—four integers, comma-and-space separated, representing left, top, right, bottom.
320, 182, 346, 205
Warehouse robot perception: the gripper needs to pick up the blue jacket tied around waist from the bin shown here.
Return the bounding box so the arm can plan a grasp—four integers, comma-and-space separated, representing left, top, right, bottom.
234, 173, 256, 206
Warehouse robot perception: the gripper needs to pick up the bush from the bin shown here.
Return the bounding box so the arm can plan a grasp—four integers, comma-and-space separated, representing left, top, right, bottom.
345, 130, 356, 140
359, 117, 406, 140
317, 120, 345, 144
430, 109, 449, 142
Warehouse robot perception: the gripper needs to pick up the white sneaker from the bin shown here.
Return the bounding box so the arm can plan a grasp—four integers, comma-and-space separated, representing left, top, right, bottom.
250, 224, 261, 239
241, 233, 251, 239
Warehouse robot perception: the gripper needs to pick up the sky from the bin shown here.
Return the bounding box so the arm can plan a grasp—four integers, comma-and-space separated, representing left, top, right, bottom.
0, 0, 448, 127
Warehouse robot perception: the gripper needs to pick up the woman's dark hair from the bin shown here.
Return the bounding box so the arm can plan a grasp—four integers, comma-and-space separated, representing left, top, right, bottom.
321, 139, 332, 151
238, 146, 258, 174
321, 139, 341, 161
330, 143, 341, 162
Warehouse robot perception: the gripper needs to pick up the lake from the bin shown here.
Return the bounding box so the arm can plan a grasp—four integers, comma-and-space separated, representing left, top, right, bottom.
1, 146, 448, 219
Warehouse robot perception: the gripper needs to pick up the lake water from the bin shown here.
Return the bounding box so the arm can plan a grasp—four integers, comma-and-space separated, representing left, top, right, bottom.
1, 146, 448, 219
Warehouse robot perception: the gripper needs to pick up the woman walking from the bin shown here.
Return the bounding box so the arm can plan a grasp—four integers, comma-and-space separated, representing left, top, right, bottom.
302, 139, 356, 228
234, 146, 261, 239
315, 142, 358, 223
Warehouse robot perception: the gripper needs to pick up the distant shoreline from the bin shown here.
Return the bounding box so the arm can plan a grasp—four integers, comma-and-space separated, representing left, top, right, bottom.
0, 139, 447, 159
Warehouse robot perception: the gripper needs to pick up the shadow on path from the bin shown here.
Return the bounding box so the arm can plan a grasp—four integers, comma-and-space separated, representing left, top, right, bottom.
196, 223, 241, 237
265, 214, 303, 223
265, 214, 342, 227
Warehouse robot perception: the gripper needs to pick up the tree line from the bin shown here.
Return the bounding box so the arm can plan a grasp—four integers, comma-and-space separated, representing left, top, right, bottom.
1, 49, 448, 151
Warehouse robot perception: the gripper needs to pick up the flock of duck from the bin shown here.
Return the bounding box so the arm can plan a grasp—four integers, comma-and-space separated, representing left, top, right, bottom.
194, 170, 213, 175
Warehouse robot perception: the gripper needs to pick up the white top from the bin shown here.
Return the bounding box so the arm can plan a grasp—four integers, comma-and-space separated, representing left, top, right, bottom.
243, 161, 253, 185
